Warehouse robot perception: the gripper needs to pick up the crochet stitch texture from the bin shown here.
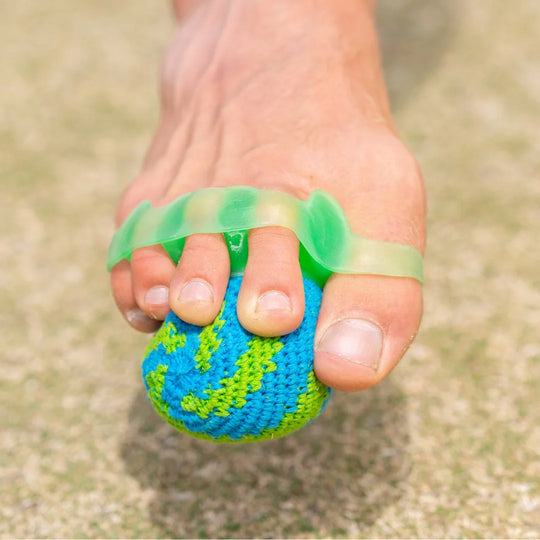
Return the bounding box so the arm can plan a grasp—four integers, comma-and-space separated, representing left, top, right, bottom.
142, 276, 331, 442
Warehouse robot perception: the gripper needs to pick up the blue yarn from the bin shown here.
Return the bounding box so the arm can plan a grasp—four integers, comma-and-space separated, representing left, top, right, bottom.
142, 276, 331, 442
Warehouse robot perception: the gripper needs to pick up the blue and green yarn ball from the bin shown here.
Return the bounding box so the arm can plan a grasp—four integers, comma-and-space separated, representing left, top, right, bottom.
142, 276, 331, 442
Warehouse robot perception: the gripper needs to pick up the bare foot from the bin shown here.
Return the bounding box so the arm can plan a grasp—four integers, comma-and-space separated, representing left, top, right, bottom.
110, 0, 425, 392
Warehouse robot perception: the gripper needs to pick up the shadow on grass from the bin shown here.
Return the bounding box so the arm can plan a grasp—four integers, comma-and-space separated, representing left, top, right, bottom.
377, 0, 464, 110
121, 379, 410, 538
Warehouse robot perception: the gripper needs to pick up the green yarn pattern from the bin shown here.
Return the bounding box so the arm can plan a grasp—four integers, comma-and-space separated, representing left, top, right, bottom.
142, 276, 330, 442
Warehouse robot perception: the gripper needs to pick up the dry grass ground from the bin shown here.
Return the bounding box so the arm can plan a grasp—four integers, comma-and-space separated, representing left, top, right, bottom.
1, 1, 539, 538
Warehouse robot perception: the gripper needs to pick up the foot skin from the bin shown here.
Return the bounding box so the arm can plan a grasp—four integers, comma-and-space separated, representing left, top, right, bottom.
111, 0, 426, 392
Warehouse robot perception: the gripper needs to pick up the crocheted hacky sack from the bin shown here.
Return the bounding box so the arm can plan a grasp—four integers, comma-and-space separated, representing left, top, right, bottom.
142, 275, 331, 443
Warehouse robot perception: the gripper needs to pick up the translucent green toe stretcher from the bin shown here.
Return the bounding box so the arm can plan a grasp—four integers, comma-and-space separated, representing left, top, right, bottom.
107, 186, 423, 287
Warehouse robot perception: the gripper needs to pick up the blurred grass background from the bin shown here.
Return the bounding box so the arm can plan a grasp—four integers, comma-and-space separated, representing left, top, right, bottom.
1, 0, 539, 538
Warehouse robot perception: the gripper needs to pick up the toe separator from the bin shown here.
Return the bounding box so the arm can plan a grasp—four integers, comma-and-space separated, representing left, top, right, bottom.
107, 186, 423, 287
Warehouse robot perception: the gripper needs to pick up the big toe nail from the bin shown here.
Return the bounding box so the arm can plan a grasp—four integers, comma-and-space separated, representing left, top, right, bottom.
316, 319, 383, 370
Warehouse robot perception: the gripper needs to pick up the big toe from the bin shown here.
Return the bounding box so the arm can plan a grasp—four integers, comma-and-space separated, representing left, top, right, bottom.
314, 274, 423, 392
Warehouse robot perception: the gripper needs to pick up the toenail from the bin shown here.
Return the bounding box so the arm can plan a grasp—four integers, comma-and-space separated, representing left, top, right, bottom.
255, 290, 292, 313
145, 285, 169, 306
316, 319, 383, 370
126, 308, 153, 325
179, 279, 214, 305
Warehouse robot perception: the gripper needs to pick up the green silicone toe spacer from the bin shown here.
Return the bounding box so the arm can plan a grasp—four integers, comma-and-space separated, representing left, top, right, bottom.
107, 186, 423, 287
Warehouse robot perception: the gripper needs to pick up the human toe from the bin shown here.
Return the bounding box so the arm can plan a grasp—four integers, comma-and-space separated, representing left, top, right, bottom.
314, 274, 423, 392
236, 227, 305, 337
130, 244, 177, 321
110, 259, 162, 333
169, 233, 230, 326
